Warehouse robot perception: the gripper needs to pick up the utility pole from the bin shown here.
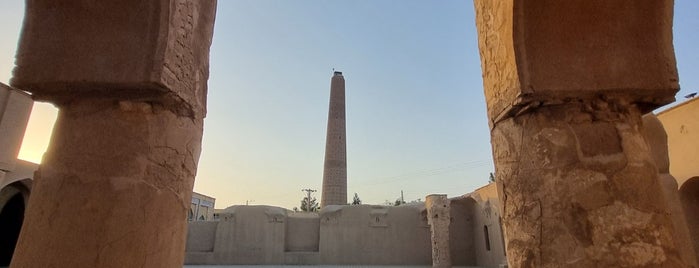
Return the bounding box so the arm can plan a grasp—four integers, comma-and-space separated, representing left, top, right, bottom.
301, 188, 317, 211
245, 200, 254, 206
401, 190, 405, 204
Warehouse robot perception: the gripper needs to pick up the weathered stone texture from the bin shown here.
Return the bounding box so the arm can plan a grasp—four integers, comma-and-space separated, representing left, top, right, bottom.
11, 100, 203, 267
474, 0, 678, 124
492, 99, 687, 267
9, 1, 216, 266
321, 72, 347, 207
426, 194, 451, 268
658, 174, 699, 267
643, 114, 698, 266
642, 114, 671, 173
11, 0, 217, 118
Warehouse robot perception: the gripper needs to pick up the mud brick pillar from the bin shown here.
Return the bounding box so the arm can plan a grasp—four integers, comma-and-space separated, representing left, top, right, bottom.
8, 1, 216, 267
426, 194, 451, 268
474, 1, 689, 267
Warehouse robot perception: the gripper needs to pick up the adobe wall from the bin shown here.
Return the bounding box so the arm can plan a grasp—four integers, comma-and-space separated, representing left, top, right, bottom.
449, 197, 477, 266
657, 99, 699, 263
184, 204, 435, 265
657, 98, 699, 187
467, 184, 507, 268
319, 205, 432, 265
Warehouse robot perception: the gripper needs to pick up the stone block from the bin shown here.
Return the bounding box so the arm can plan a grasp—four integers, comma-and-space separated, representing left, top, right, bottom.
474, 0, 678, 123
11, 0, 216, 117
491, 100, 687, 267
642, 114, 670, 173
0, 83, 33, 172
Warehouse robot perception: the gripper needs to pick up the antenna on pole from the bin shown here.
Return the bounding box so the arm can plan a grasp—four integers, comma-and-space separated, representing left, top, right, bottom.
301, 188, 317, 211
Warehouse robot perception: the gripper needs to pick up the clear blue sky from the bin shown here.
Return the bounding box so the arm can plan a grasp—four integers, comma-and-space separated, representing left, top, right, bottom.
1, 1, 698, 209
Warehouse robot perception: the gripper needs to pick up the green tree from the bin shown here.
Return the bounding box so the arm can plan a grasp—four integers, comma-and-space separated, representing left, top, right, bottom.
352, 193, 362, 205
394, 199, 406, 206
489, 172, 495, 183
301, 196, 319, 212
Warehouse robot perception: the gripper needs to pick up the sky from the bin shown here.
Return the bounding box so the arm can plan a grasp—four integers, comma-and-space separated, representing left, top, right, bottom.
1, 1, 698, 209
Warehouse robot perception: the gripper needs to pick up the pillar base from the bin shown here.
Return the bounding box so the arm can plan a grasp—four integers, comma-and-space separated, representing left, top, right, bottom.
11, 100, 203, 267
492, 99, 687, 267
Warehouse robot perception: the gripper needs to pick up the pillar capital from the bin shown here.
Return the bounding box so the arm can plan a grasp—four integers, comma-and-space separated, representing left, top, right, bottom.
474, 0, 678, 124
11, 0, 217, 118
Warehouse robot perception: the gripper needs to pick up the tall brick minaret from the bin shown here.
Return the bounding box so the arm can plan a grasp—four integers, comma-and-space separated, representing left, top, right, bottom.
321, 71, 347, 207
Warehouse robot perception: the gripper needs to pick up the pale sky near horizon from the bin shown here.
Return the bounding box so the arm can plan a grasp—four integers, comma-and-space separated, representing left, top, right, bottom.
1, 1, 699, 209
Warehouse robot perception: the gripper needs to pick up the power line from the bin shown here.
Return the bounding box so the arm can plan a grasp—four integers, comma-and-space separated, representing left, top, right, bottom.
354, 160, 491, 187
301, 188, 317, 211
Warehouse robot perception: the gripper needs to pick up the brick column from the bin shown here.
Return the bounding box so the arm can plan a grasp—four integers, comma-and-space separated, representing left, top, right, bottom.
321, 71, 347, 207
426, 194, 451, 268
9, 1, 216, 267
474, 1, 689, 267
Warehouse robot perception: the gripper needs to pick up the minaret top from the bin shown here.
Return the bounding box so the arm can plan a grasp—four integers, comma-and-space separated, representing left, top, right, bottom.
333, 71, 343, 76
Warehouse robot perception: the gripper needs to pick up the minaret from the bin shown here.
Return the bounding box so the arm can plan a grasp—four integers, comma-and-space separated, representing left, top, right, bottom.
321, 71, 347, 207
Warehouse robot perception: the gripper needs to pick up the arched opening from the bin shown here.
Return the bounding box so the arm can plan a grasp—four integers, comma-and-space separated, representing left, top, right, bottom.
680, 176, 699, 259
483, 225, 491, 251
0, 193, 25, 265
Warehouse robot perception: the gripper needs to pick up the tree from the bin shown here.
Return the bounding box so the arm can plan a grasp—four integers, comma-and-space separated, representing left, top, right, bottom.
489, 172, 496, 183
352, 193, 362, 205
394, 199, 406, 206
407, 198, 423, 204
300, 196, 319, 212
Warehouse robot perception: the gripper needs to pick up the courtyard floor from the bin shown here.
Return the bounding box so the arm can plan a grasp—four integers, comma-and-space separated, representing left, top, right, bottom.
184, 266, 481, 268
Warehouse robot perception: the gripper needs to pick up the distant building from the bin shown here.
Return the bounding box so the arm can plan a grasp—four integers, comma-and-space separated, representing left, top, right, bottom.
0, 84, 33, 266
190, 192, 215, 221
213, 208, 225, 221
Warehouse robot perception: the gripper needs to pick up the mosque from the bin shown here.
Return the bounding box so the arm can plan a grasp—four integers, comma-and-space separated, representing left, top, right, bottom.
1, 2, 698, 267
3, 70, 699, 266
2, 67, 699, 267
179, 73, 699, 266
181, 72, 509, 266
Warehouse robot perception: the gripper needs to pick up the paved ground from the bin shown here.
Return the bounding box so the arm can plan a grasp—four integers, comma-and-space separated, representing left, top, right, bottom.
184, 266, 480, 268
8, 264, 482, 267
